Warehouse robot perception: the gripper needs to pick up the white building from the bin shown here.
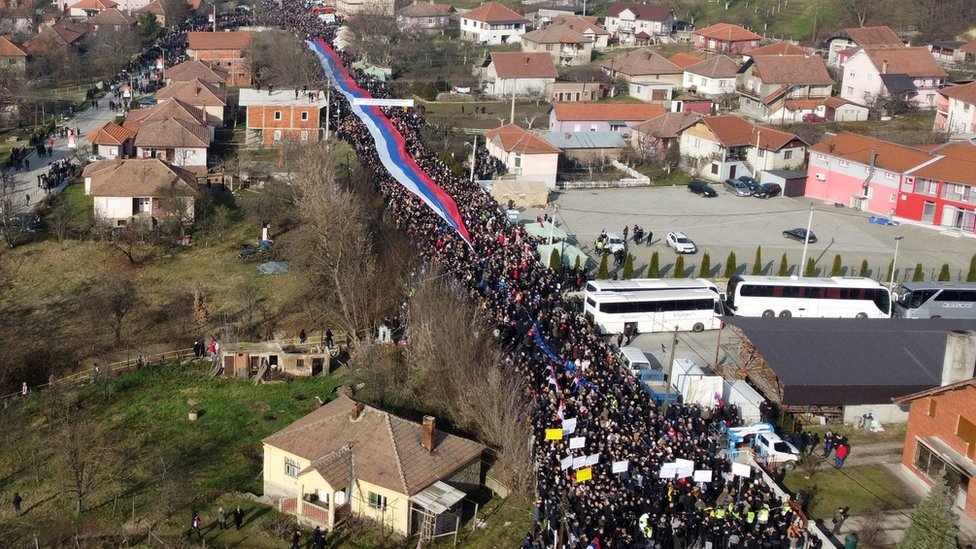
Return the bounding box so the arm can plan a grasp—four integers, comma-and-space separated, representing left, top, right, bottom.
682, 55, 739, 98
459, 2, 528, 45
480, 52, 557, 98
83, 158, 196, 225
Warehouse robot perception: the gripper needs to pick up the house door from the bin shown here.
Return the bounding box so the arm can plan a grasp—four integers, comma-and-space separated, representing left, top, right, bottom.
922, 201, 936, 224
956, 478, 970, 510
850, 196, 865, 211
729, 165, 737, 179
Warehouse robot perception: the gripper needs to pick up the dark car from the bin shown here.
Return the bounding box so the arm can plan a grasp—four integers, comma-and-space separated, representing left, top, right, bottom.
737, 176, 761, 194
753, 183, 782, 199
783, 228, 817, 243
688, 180, 718, 197
6, 212, 42, 234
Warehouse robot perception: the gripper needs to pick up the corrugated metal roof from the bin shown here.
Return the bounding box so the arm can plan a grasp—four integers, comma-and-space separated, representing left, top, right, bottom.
544, 131, 626, 149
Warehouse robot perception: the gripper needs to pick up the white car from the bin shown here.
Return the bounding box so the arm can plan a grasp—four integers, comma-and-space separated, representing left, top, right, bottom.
752, 432, 800, 469
606, 233, 626, 254
666, 231, 697, 254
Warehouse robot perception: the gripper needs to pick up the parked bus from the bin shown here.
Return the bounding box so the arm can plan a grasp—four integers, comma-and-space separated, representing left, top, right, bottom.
585, 278, 720, 296
584, 289, 722, 334
892, 281, 976, 319
725, 275, 891, 319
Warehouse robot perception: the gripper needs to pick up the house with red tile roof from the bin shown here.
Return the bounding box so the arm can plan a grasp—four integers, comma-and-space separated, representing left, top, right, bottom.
480, 52, 557, 97
186, 31, 252, 86
485, 123, 560, 189
741, 41, 806, 59
668, 52, 703, 69
551, 14, 609, 48
547, 81, 609, 103
153, 78, 227, 121
88, 7, 136, 31
961, 38, 976, 64
86, 122, 135, 159
840, 47, 947, 110
736, 54, 834, 123
67, 0, 116, 19
459, 2, 528, 45
548, 102, 665, 138
24, 19, 88, 56
630, 111, 701, 156
603, 2, 674, 46
521, 20, 597, 66
599, 48, 683, 85
0, 36, 27, 75
693, 23, 760, 54
263, 395, 484, 534
682, 55, 738, 98
164, 59, 228, 86
82, 157, 197, 225
824, 25, 903, 67
396, 1, 454, 33
934, 82, 976, 136
678, 115, 806, 182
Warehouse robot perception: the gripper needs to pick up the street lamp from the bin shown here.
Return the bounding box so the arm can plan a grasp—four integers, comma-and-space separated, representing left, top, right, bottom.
798, 205, 814, 277
890, 236, 904, 288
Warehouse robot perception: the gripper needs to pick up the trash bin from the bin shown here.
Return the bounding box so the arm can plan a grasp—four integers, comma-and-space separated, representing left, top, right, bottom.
844, 533, 858, 549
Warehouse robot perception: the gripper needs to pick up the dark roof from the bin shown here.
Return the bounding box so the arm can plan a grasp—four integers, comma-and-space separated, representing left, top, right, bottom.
725, 317, 976, 406
893, 377, 976, 405
763, 169, 807, 179
880, 73, 918, 94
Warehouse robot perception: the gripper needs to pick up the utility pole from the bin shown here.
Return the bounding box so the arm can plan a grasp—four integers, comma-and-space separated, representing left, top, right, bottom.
510, 79, 516, 125
798, 205, 813, 276
325, 81, 331, 141
468, 134, 477, 182
662, 327, 678, 416
212, 3, 217, 32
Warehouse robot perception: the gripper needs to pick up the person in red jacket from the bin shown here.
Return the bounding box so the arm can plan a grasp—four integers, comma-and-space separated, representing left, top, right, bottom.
834, 443, 849, 468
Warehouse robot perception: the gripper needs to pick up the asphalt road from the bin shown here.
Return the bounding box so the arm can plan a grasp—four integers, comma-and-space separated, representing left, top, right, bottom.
527, 185, 976, 284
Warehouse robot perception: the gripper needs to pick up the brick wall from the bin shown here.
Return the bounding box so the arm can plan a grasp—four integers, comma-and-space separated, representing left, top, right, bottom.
281, 497, 297, 513
189, 49, 252, 86
301, 501, 330, 524
901, 385, 976, 519
246, 105, 322, 147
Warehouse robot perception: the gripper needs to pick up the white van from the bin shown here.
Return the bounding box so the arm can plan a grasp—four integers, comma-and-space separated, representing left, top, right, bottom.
752, 432, 800, 469
617, 346, 652, 376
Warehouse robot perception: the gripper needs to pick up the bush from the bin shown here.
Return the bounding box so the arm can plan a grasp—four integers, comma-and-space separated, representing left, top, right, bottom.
723, 251, 737, 278
913, 263, 924, 281
698, 253, 711, 277
410, 81, 438, 101
885, 259, 893, 284
752, 246, 762, 275
673, 256, 685, 278
938, 263, 951, 281
968, 254, 976, 282
778, 253, 789, 276
622, 254, 634, 280
549, 249, 560, 271
831, 254, 842, 276
860, 259, 869, 277
648, 251, 660, 277
597, 253, 609, 279
804, 258, 817, 277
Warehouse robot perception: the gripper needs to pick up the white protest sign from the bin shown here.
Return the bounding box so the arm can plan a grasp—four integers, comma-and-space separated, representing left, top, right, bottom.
612, 460, 629, 474
675, 458, 694, 467
731, 462, 752, 478
573, 456, 587, 469
585, 454, 600, 467
659, 462, 678, 478
562, 418, 577, 435
569, 437, 585, 450
693, 470, 713, 483
560, 456, 573, 471
676, 463, 694, 479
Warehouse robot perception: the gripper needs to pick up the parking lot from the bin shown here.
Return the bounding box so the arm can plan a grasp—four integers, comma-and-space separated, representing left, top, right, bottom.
528, 185, 976, 283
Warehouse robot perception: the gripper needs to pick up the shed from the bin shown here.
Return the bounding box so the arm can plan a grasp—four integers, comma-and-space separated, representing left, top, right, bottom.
628, 80, 674, 102
760, 169, 807, 197
544, 131, 626, 163
219, 341, 330, 378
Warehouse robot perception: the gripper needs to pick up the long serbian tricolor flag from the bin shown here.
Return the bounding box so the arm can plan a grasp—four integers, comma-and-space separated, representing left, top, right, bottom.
308, 40, 471, 243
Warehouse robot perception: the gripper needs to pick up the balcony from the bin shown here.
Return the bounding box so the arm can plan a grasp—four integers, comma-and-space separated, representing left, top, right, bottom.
735, 85, 761, 100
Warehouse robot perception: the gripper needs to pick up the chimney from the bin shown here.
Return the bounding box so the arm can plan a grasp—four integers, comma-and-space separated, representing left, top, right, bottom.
195, 86, 201, 96
350, 401, 365, 420
525, 56, 530, 65
881, 60, 888, 74
940, 331, 976, 386
421, 415, 436, 452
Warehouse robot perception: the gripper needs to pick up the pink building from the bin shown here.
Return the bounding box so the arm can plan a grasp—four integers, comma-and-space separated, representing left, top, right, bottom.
485, 124, 561, 190
934, 82, 976, 137
839, 47, 947, 109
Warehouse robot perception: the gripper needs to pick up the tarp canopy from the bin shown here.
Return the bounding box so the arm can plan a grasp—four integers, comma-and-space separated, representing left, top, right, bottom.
490, 178, 549, 208
524, 220, 567, 240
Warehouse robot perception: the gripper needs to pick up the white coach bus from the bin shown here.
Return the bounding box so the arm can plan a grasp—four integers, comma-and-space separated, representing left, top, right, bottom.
584, 289, 723, 334
893, 281, 976, 319
725, 275, 892, 319
585, 277, 720, 297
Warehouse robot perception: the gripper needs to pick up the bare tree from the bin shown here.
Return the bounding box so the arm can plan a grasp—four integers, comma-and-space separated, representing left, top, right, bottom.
345, 6, 401, 68
51, 394, 117, 514
845, 0, 876, 27
47, 194, 73, 248
92, 275, 138, 343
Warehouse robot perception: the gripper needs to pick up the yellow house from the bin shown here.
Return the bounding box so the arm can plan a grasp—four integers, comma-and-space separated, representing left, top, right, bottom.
262, 394, 484, 536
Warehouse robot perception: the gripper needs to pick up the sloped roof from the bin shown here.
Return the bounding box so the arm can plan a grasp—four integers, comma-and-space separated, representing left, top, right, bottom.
552, 14, 608, 35
860, 46, 947, 78
461, 2, 527, 23
844, 25, 903, 47
880, 72, 917, 94
0, 35, 26, 57
52, 19, 89, 44
604, 2, 673, 22
823, 96, 864, 110
694, 22, 760, 42
138, 0, 165, 15
600, 48, 682, 76
939, 81, 976, 105
745, 54, 833, 85
300, 446, 354, 488
545, 130, 626, 149
134, 118, 209, 148
154, 78, 227, 107
743, 41, 806, 56
263, 395, 485, 496
486, 124, 561, 154
187, 31, 252, 51
398, 2, 448, 17
961, 38, 976, 54
489, 52, 558, 79
808, 132, 934, 173
907, 141, 976, 186
893, 377, 976, 405
89, 7, 136, 26
85, 122, 135, 145
83, 158, 196, 197
124, 97, 214, 132
552, 102, 665, 122
693, 115, 802, 150
430, 3, 456, 14
68, 0, 117, 10
522, 24, 589, 45
165, 59, 228, 85
668, 52, 704, 68
632, 111, 701, 139
685, 54, 738, 78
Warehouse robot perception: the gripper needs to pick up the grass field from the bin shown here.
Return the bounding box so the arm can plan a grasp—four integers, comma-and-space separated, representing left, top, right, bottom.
783, 465, 914, 521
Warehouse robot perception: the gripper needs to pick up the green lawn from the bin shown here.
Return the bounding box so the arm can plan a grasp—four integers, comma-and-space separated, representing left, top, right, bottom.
783, 465, 914, 521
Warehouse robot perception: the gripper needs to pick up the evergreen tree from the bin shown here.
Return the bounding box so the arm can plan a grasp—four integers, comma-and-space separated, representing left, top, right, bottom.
724, 251, 737, 278
698, 253, 711, 277
859, 259, 869, 278
648, 251, 660, 278
751, 246, 763, 275
968, 254, 976, 282
597, 253, 609, 280
830, 254, 843, 277
549, 249, 561, 271
804, 258, 817, 277
885, 259, 894, 284
938, 263, 951, 281
622, 254, 635, 280
574, 256, 581, 271
673, 256, 685, 278
898, 476, 958, 549
778, 253, 789, 276
913, 263, 924, 282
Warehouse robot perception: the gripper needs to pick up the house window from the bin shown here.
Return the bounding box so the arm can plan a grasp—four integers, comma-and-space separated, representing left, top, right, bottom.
885, 172, 895, 180
274, 111, 282, 120
965, 103, 971, 113
914, 444, 947, 480
301, 131, 309, 142
273, 130, 282, 141
846, 86, 854, 95
757, 148, 765, 158
928, 399, 937, 417
285, 457, 301, 477
301, 111, 309, 121
590, 125, 598, 131
783, 150, 792, 161
296, 359, 305, 368
958, 416, 976, 459
710, 163, 719, 175
136, 197, 150, 212
889, 193, 896, 203
839, 160, 849, 168
816, 154, 827, 162
368, 492, 388, 510
513, 153, 522, 168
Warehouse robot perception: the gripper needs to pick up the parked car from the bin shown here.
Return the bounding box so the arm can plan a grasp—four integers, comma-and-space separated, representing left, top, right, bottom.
688, 180, 717, 197
137, 96, 157, 107
606, 233, 626, 254
751, 432, 800, 469
753, 183, 782, 199
737, 176, 760, 194
802, 113, 826, 123
666, 231, 697, 254
783, 228, 817, 243
724, 178, 752, 196
87, 154, 105, 163
7, 212, 42, 234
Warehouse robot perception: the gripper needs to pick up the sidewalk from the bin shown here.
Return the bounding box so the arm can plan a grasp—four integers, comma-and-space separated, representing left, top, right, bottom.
3, 100, 120, 213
